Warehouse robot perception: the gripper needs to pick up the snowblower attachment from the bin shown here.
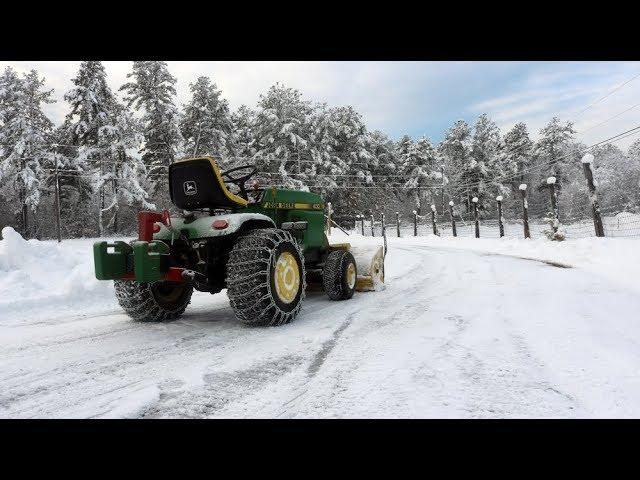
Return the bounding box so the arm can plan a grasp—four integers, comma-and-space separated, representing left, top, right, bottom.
329, 242, 385, 291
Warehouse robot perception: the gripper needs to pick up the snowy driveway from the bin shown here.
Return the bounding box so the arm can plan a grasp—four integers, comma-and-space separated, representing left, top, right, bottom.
2, 240, 640, 418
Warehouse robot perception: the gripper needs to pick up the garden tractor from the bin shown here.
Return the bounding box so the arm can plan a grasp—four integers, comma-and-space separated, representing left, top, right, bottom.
93, 156, 385, 325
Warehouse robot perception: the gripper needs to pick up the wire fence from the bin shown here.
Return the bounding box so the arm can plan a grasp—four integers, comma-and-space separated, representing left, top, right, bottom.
339, 170, 640, 241
346, 212, 640, 240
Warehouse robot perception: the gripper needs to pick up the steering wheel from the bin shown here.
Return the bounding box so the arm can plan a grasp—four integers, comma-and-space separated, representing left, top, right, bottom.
220, 165, 258, 199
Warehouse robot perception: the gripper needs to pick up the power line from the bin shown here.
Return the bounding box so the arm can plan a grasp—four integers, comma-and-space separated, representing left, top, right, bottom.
571, 71, 640, 121
578, 102, 640, 134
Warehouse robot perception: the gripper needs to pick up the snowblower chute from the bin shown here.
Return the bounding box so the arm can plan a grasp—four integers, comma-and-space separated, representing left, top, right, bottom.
92, 156, 385, 325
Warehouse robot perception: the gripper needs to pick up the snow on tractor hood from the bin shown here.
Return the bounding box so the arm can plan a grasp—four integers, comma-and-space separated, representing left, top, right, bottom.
153, 212, 276, 240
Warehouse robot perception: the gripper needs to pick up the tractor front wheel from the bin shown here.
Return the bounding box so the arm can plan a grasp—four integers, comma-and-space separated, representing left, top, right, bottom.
226, 228, 306, 326
114, 280, 193, 322
323, 250, 357, 300
322, 250, 358, 300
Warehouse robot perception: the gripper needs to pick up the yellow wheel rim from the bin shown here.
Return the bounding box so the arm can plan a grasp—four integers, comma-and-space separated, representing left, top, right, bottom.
274, 251, 301, 304
346, 262, 356, 289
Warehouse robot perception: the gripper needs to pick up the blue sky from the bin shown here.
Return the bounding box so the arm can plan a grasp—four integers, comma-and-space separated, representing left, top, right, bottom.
2, 61, 639, 150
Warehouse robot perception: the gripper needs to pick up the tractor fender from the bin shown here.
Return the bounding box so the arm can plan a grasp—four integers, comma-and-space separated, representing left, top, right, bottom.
153, 213, 276, 240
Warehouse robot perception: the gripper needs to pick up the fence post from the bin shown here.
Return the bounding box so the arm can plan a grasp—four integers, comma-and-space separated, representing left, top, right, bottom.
381, 212, 386, 237
472, 197, 480, 238
413, 210, 418, 236
496, 195, 504, 238
581, 153, 605, 237
431, 204, 439, 236
547, 176, 559, 235
52, 144, 62, 243
360, 215, 365, 235
370, 214, 375, 237
396, 212, 400, 237
326, 202, 332, 236
449, 201, 457, 237
519, 184, 531, 239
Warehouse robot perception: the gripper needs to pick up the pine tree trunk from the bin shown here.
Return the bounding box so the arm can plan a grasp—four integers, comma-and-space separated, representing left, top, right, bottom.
193, 123, 202, 156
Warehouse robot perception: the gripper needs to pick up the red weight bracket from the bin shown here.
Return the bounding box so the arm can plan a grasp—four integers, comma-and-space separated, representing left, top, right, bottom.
138, 209, 172, 241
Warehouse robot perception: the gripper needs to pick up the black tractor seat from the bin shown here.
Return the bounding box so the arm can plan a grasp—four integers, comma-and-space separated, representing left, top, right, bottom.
169, 157, 249, 211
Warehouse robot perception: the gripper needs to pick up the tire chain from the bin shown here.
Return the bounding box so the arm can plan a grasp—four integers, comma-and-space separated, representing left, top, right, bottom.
227, 228, 307, 326
114, 281, 194, 322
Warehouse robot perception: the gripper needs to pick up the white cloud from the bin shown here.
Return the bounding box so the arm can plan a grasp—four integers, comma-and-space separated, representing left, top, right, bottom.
468, 62, 640, 150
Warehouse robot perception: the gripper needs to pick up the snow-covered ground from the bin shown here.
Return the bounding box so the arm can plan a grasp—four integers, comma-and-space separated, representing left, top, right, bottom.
1, 226, 640, 418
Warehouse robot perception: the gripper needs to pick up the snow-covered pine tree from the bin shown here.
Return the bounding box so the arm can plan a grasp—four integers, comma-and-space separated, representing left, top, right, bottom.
230, 105, 257, 164
589, 143, 640, 214
629, 138, 640, 160
307, 103, 349, 191
64, 61, 124, 235
396, 135, 438, 214
46, 121, 95, 237
533, 117, 576, 191
313, 105, 373, 214
120, 61, 182, 195
626, 139, 640, 211
501, 122, 533, 190
64, 61, 152, 235
0, 68, 55, 237
252, 83, 314, 190
367, 130, 397, 178
468, 114, 504, 211
438, 120, 472, 211
180, 76, 234, 165
102, 104, 154, 233
363, 130, 401, 214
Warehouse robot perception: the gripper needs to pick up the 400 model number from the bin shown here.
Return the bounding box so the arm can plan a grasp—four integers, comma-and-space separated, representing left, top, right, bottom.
262, 202, 324, 210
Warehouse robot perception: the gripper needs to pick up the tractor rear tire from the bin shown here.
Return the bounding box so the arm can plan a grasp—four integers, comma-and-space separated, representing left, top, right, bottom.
226, 228, 306, 326
114, 280, 193, 322
323, 250, 357, 301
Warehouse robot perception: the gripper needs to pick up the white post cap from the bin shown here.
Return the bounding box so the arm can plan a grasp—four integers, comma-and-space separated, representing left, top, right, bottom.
581, 153, 594, 164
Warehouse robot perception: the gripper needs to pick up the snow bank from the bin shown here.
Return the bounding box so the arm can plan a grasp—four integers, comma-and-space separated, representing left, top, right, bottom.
0, 227, 118, 322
